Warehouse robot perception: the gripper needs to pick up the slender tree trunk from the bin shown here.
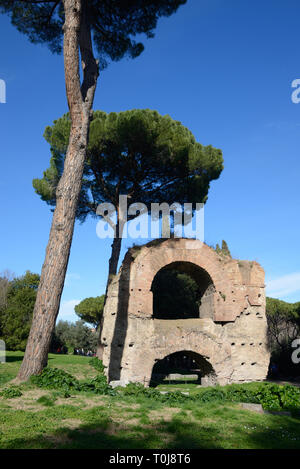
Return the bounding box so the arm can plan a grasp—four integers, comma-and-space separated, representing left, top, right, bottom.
108, 233, 123, 281
17, 0, 99, 381
96, 217, 123, 359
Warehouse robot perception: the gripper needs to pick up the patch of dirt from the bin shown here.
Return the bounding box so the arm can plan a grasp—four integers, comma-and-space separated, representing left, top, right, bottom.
55, 396, 85, 407
2, 389, 49, 411
1, 389, 109, 412
61, 418, 83, 429
72, 397, 106, 409
148, 407, 182, 422
114, 402, 140, 409
73, 372, 96, 380
112, 415, 141, 427
44, 433, 72, 447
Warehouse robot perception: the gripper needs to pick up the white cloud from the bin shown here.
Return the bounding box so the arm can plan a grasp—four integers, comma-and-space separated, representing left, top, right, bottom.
266, 272, 300, 299
58, 299, 81, 322
65, 273, 80, 287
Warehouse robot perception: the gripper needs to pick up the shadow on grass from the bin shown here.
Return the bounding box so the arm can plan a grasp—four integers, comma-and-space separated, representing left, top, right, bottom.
2, 399, 300, 449
2, 419, 221, 449
62, 412, 300, 450
3, 411, 300, 449
5, 355, 24, 363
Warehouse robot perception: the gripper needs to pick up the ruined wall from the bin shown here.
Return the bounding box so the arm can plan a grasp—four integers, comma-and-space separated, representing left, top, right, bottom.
100, 239, 270, 386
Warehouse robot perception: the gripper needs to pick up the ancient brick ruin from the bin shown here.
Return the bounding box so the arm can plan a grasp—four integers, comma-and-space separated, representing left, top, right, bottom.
100, 238, 270, 386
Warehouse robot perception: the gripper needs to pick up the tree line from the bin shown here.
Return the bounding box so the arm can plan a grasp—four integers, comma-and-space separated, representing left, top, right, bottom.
0, 271, 103, 353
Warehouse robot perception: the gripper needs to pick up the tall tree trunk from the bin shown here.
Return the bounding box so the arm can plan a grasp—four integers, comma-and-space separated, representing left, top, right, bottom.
96, 218, 123, 359
17, 0, 99, 381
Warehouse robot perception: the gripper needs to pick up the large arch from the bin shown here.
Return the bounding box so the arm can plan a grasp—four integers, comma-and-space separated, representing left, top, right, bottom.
126, 238, 255, 322
151, 261, 215, 320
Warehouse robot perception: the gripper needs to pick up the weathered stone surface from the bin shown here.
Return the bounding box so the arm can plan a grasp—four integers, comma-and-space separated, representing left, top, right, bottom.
166, 374, 198, 380
100, 239, 270, 386
110, 380, 130, 388
240, 403, 264, 414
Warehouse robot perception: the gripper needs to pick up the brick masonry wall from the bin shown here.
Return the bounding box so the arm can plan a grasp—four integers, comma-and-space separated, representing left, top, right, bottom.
100, 239, 270, 386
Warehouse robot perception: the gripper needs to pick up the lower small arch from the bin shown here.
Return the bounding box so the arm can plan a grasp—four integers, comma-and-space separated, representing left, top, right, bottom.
150, 350, 217, 387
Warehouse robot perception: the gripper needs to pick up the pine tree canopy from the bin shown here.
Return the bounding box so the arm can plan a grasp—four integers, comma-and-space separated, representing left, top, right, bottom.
33, 109, 224, 221
74, 296, 104, 328
0, 0, 187, 67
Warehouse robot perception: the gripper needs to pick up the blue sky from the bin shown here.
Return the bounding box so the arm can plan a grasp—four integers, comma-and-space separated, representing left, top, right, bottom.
1, 0, 300, 322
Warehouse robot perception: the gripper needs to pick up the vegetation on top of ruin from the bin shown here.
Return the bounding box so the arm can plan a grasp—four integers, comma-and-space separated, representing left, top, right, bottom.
214, 240, 232, 258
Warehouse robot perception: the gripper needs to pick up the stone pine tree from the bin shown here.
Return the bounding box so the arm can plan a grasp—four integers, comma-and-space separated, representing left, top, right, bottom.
74, 296, 104, 329
33, 109, 224, 288
1, 0, 187, 380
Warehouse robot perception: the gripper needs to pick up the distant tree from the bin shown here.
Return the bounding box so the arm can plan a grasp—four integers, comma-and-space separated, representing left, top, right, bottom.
0, 271, 40, 351
72, 320, 97, 351
53, 320, 97, 352
0, 270, 14, 315
34, 109, 223, 286
266, 297, 300, 377
53, 320, 73, 350
266, 297, 299, 351
1, 0, 187, 381
74, 296, 104, 328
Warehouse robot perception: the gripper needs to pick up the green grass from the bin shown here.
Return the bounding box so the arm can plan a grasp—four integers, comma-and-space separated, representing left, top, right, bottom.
0, 351, 300, 449
0, 351, 95, 383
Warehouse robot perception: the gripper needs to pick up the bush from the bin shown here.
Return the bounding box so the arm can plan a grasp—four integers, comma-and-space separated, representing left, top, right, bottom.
224, 383, 300, 411
121, 383, 163, 398
256, 384, 300, 412
80, 374, 116, 395
27, 366, 300, 412
89, 357, 105, 373
197, 387, 227, 403
30, 365, 115, 396
225, 384, 260, 404
37, 395, 56, 407
120, 383, 190, 403
0, 386, 23, 398
31, 367, 81, 392
119, 382, 300, 411
159, 390, 191, 404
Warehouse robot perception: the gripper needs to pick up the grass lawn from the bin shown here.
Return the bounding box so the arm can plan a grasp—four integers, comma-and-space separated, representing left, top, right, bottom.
0, 351, 300, 449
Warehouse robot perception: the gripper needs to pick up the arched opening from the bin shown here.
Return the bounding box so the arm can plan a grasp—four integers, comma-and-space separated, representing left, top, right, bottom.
151, 261, 215, 319
150, 350, 217, 387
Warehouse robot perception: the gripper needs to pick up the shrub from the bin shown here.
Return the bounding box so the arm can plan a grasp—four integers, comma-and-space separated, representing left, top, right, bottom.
0, 386, 22, 398
121, 383, 161, 399
120, 382, 300, 411
256, 384, 300, 412
224, 383, 300, 411
225, 384, 260, 404
278, 384, 300, 411
120, 383, 190, 403
37, 395, 56, 407
89, 357, 105, 373
197, 387, 227, 403
31, 367, 81, 392
31, 365, 115, 396
80, 374, 116, 396
159, 390, 191, 404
